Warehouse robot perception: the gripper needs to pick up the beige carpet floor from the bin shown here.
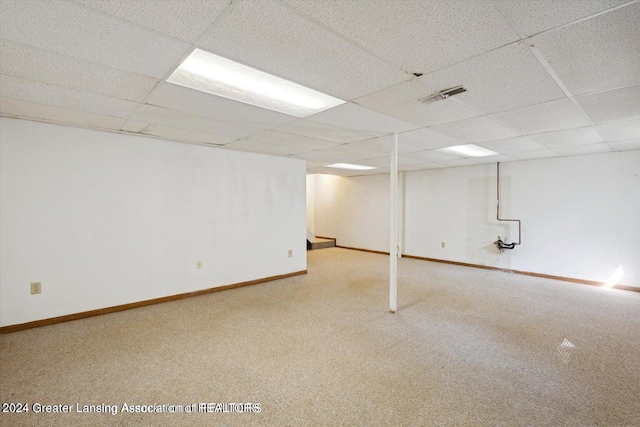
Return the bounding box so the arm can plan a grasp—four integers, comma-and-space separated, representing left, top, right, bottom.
1, 247, 639, 426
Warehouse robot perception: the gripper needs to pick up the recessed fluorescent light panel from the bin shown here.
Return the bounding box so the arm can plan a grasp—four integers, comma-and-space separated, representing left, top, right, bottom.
440, 144, 498, 157
167, 49, 345, 118
325, 163, 377, 171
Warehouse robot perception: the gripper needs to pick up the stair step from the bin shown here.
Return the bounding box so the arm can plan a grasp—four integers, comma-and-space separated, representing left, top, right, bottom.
309, 237, 336, 250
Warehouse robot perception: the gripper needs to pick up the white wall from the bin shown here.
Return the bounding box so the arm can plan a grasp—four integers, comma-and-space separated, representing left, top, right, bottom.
313, 173, 342, 239
306, 174, 315, 236
0, 118, 307, 327
309, 151, 640, 288
312, 173, 390, 252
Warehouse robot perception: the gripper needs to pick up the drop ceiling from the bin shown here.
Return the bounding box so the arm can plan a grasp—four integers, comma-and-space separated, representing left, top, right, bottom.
1, 0, 638, 177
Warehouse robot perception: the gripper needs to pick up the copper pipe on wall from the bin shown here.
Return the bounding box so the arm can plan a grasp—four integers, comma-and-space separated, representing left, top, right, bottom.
497, 162, 521, 245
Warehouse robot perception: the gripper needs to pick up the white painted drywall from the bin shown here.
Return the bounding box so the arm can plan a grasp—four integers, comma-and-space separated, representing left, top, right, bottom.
313, 173, 341, 239
404, 164, 498, 265
313, 173, 390, 252
306, 174, 315, 236
309, 151, 640, 288
0, 118, 307, 327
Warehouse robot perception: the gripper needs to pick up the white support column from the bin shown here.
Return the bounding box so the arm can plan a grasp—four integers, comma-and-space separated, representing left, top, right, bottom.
398, 171, 405, 258
390, 133, 398, 313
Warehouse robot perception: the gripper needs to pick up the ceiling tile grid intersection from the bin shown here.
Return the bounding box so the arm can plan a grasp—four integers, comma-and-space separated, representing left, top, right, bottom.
197, 0, 410, 101
531, 2, 640, 96
0, 39, 160, 103
0, 96, 127, 131
500, 0, 631, 37
284, 0, 521, 74
0, 0, 638, 175
0, 0, 191, 78
416, 41, 568, 115
72, 0, 232, 43
0, 74, 140, 119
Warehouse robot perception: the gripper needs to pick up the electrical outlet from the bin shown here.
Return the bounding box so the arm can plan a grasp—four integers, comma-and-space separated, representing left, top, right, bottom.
31, 282, 41, 295
197, 261, 203, 269
288, 250, 292, 258
441, 242, 445, 248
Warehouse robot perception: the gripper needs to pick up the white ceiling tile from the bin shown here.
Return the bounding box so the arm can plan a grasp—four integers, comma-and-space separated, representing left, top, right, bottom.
410, 150, 460, 162
130, 104, 262, 138
247, 130, 340, 150
305, 160, 328, 169
74, 0, 230, 43
477, 137, 548, 153
607, 139, 640, 151
321, 144, 387, 160
354, 80, 482, 127
466, 154, 515, 165
343, 168, 388, 177
1, 96, 125, 130
0, 74, 139, 118
300, 160, 326, 172
147, 83, 296, 129
398, 164, 424, 172
0, 0, 635, 168
397, 128, 465, 150
347, 136, 423, 154
532, 3, 640, 95
0, 39, 159, 102
121, 119, 234, 146
491, 98, 590, 135
223, 139, 309, 156
594, 119, 640, 142
130, 123, 235, 146
418, 42, 566, 114
507, 149, 559, 160
553, 142, 612, 156
350, 157, 389, 168
401, 162, 449, 171
284, 0, 519, 74
274, 119, 378, 143
501, 0, 629, 36
382, 154, 433, 168
575, 84, 640, 125
436, 158, 479, 168
309, 102, 418, 134
198, 0, 409, 101
358, 155, 424, 168
0, 0, 190, 78
528, 126, 603, 148
429, 116, 520, 143
289, 150, 361, 163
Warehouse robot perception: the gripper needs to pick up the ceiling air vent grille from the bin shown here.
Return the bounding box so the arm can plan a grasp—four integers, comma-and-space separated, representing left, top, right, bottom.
419, 85, 468, 105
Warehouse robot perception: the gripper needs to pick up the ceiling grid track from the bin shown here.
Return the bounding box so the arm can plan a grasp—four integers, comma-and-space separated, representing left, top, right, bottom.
492, 0, 623, 149
274, 0, 414, 81
530, 0, 640, 38
117, 0, 242, 139
1, 0, 637, 172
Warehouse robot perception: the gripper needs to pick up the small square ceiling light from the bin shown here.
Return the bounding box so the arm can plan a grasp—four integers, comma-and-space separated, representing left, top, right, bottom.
167, 49, 345, 118
439, 144, 498, 157
325, 163, 377, 171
